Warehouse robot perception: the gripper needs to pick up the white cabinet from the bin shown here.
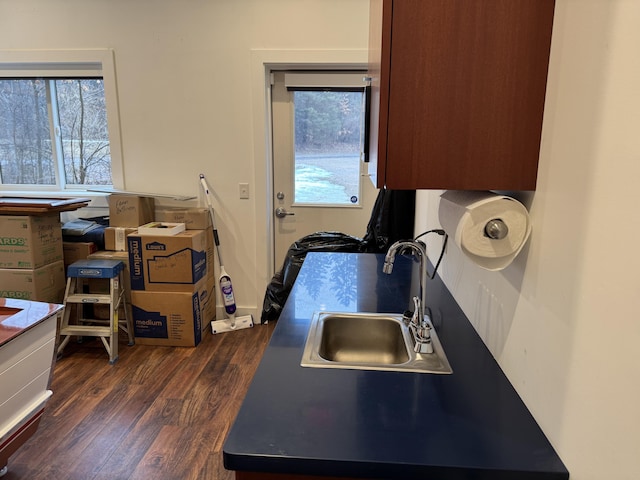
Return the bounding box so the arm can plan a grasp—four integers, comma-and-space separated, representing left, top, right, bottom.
0, 300, 63, 472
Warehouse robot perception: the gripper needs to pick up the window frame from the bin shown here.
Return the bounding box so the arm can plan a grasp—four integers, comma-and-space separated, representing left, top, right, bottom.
0, 49, 124, 194
283, 71, 370, 208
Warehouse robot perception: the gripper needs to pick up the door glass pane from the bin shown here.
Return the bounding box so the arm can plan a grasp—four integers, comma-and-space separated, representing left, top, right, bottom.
293, 90, 364, 205
56, 79, 113, 185
0, 79, 55, 184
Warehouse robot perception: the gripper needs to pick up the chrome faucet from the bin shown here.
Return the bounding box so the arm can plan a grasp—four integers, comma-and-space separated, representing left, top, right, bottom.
383, 240, 434, 354
383, 240, 429, 316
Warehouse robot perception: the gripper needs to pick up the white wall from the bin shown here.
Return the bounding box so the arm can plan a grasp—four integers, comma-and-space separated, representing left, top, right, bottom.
3, 0, 639, 478
0, 0, 369, 318
416, 1, 640, 478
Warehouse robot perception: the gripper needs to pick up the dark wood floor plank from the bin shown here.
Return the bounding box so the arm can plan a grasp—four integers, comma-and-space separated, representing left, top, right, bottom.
129, 424, 224, 480
5, 322, 275, 480
90, 409, 166, 480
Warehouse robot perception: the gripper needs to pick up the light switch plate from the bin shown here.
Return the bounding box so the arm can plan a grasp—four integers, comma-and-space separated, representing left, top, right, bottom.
239, 183, 250, 199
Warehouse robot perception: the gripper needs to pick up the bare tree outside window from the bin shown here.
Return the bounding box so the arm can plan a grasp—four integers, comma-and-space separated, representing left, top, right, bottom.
0, 77, 113, 187
57, 79, 112, 185
0, 79, 54, 184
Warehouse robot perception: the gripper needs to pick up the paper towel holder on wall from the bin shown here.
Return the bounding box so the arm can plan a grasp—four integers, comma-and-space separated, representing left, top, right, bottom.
484, 219, 509, 240
438, 190, 531, 271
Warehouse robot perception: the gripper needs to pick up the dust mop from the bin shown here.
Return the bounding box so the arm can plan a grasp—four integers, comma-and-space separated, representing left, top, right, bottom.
200, 174, 254, 334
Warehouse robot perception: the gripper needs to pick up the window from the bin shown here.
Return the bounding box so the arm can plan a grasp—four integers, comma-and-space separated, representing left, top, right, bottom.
285, 72, 369, 206
0, 49, 123, 191
0, 78, 111, 186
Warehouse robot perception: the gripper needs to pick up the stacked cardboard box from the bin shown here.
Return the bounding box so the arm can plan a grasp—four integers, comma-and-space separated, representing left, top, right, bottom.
108, 194, 155, 228
103, 193, 155, 252
128, 230, 207, 292
99, 199, 215, 347
154, 207, 211, 230
0, 214, 65, 303
63, 241, 98, 269
155, 207, 216, 324
104, 227, 137, 251
156, 207, 217, 330
127, 229, 214, 347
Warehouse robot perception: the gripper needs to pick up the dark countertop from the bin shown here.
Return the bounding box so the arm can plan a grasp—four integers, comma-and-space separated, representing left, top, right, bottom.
223, 252, 568, 479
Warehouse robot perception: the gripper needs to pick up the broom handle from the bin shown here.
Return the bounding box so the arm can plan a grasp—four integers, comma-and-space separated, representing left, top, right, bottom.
199, 174, 224, 266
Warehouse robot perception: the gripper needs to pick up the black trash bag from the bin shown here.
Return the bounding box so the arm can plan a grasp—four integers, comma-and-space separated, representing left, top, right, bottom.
260, 188, 416, 324
361, 188, 415, 253
260, 232, 365, 323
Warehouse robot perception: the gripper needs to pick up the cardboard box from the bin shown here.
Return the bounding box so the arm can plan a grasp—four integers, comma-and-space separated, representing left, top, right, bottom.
127, 230, 207, 292
82, 236, 210, 320
137, 222, 185, 236
108, 194, 155, 228
0, 214, 63, 269
154, 207, 211, 230
0, 261, 65, 303
63, 241, 98, 269
104, 227, 137, 251
131, 280, 206, 347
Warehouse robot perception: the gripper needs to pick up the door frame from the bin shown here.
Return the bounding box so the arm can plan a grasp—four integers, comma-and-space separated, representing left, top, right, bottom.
250, 49, 368, 313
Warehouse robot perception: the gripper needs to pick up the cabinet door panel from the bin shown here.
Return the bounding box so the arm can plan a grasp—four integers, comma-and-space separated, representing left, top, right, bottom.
367, 0, 391, 187
378, 0, 555, 190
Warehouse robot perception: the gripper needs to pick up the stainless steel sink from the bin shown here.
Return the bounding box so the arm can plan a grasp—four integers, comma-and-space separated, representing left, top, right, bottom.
301, 312, 452, 374
319, 314, 410, 364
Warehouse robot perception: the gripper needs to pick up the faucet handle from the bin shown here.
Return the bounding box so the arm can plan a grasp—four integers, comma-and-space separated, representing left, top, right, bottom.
414, 321, 434, 354
411, 296, 422, 326
414, 333, 434, 354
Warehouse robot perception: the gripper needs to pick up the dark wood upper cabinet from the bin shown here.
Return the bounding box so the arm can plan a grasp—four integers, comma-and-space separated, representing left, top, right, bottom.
368, 0, 556, 190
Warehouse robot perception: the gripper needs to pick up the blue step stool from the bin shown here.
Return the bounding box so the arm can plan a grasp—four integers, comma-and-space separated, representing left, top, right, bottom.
58, 259, 134, 364
66, 259, 125, 279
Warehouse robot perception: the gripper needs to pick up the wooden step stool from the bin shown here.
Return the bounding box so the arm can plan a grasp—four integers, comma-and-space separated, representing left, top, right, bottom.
57, 259, 134, 364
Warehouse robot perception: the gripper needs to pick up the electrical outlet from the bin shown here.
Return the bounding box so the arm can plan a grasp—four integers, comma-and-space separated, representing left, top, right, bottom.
239, 183, 250, 199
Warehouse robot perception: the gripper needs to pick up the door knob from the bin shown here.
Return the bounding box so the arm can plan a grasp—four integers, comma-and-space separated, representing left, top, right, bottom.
275, 207, 295, 218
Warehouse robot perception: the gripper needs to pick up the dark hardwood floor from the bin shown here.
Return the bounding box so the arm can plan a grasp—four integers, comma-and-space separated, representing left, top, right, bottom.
5, 321, 275, 480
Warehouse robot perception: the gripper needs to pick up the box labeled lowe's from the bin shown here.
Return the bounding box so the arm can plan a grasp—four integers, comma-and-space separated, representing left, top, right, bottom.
131, 280, 206, 347
0, 261, 65, 303
0, 214, 63, 269
127, 230, 207, 292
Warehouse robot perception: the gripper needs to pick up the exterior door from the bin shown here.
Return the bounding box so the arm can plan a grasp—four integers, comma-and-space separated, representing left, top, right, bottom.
271, 71, 378, 270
